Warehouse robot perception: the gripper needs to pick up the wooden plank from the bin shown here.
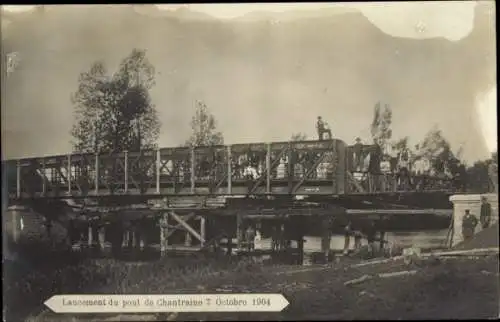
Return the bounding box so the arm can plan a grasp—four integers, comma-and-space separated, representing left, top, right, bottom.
170, 211, 205, 244
346, 209, 452, 216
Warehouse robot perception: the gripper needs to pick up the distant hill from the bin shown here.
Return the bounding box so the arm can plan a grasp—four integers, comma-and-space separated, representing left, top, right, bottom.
1, 4, 495, 162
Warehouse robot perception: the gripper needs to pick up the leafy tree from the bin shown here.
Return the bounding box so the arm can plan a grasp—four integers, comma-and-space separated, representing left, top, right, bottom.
71, 49, 160, 153
370, 102, 392, 149
291, 132, 308, 141
419, 126, 463, 175
466, 152, 497, 193
392, 136, 409, 155
185, 100, 224, 147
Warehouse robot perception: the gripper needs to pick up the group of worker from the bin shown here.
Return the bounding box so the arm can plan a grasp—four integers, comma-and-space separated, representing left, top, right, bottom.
461, 196, 492, 242
343, 220, 382, 257
240, 224, 291, 252
350, 140, 465, 192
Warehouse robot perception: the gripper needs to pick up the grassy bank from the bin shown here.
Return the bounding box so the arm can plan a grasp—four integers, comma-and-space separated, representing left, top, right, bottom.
4, 246, 280, 322
20, 250, 499, 321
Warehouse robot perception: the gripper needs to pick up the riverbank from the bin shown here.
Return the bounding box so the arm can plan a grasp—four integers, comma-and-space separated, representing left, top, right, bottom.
24, 251, 499, 321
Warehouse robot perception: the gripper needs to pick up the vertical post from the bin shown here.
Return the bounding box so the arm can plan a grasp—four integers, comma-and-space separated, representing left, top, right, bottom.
227, 145, 232, 194
12, 208, 19, 244
156, 149, 161, 194
321, 216, 331, 263
160, 212, 169, 256
67, 154, 72, 194
185, 230, 192, 247
132, 227, 137, 248
41, 158, 46, 196
88, 223, 93, 248
200, 215, 206, 248
190, 148, 195, 194
94, 153, 99, 195
266, 143, 271, 194
98, 226, 106, 250
297, 235, 305, 265
124, 151, 128, 193
288, 142, 294, 194
236, 212, 243, 251
16, 160, 21, 198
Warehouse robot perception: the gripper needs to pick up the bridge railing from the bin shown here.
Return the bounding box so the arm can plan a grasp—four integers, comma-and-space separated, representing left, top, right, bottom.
4, 139, 349, 198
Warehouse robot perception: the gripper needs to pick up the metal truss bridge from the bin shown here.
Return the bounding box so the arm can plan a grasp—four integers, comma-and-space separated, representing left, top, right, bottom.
3, 139, 456, 202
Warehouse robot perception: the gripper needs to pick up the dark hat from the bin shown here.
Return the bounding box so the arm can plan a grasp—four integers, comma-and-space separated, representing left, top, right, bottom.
318, 116, 322, 119
355, 137, 361, 142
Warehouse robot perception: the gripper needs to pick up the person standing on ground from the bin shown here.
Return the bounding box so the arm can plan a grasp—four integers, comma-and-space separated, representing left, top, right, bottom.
462, 209, 478, 242
364, 221, 377, 258
245, 225, 256, 251
480, 197, 492, 229
353, 225, 363, 251
343, 221, 352, 255
271, 225, 280, 251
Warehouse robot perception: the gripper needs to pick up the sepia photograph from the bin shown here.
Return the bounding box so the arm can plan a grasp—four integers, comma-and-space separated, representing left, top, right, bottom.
1, 2, 498, 321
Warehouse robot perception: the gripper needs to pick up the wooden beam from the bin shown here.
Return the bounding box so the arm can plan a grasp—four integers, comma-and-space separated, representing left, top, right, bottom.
227, 145, 232, 194
165, 212, 196, 238
67, 154, 72, 194
94, 153, 99, 195
170, 211, 205, 244
156, 149, 161, 194
41, 158, 46, 196
200, 215, 206, 247
346, 209, 452, 216
190, 148, 195, 193
266, 143, 271, 193
124, 151, 129, 193
160, 212, 169, 255
16, 160, 21, 198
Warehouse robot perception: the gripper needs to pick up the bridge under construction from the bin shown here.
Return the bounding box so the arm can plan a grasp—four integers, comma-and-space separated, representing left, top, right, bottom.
3, 138, 456, 262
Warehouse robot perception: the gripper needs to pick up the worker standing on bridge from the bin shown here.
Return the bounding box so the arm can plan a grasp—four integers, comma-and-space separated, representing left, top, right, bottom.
368, 140, 382, 192
316, 116, 332, 141
462, 209, 478, 242
243, 162, 258, 196
353, 138, 364, 171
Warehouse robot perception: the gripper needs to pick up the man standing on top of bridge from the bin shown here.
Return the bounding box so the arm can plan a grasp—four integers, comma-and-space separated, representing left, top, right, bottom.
316, 116, 332, 141
353, 137, 364, 171
368, 139, 382, 192
243, 162, 258, 196
397, 146, 412, 190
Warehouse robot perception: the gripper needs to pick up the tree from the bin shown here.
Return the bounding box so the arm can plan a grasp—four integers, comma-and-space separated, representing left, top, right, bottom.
291, 133, 308, 141
71, 49, 160, 153
185, 100, 224, 147
419, 126, 462, 175
370, 102, 392, 150
392, 136, 409, 155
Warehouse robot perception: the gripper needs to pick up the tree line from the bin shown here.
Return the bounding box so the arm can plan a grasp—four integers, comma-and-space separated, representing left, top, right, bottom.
71, 48, 496, 193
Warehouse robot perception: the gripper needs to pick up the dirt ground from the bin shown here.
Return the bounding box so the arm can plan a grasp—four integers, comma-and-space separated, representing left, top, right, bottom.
28, 254, 499, 321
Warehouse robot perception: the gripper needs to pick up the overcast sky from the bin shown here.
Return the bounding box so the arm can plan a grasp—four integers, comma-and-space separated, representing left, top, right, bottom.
2, 2, 497, 155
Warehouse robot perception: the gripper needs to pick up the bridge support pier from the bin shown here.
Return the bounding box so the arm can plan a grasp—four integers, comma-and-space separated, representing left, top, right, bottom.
87, 224, 93, 248
98, 226, 105, 250
159, 213, 169, 256
321, 216, 331, 263
449, 193, 498, 247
